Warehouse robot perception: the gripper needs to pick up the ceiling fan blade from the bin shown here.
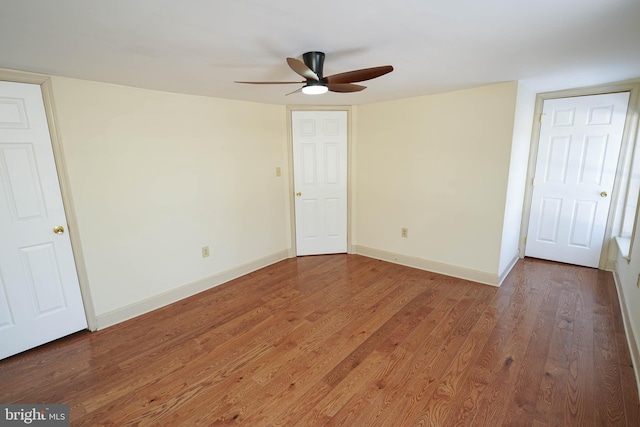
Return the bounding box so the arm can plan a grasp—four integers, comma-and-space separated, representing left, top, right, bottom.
286, 57, 319, 81
235, 81, 304, 84
328, 83, 367, 93
285, 87, 303, 96
323, 65, 393, 84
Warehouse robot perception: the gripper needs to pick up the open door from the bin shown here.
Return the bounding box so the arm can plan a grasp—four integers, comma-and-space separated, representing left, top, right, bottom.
0, 81, 87, 359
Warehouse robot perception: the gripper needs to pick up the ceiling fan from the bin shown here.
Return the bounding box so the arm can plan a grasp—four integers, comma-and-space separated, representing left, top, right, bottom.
235, 51, 393, 95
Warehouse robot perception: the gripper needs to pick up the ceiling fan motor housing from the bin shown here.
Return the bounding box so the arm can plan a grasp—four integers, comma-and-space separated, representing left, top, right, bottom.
302, 51, 325, 79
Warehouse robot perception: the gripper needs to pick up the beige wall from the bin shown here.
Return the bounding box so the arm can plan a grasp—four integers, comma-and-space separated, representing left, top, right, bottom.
353, 82, 520, 281
48, 77, 530, 326
50, 77, 289, 320
498, 83, 535, 277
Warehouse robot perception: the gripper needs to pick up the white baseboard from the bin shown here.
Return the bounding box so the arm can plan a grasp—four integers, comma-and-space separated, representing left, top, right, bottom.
610, 260, 640, 401
354, 245, 500, 286
95, 249, 289, 330
498, 252, 521, 285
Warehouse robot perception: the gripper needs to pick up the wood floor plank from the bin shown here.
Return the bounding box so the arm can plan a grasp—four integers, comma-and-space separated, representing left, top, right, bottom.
208, 268, 420, 425
408, 286, 500, 426
439, 287, 516, 427
463, 261, 558, 426
499, 270, 564, 427
143, 260, 396, 424
359, 293, 485, 425
565, 299, 596, 425
533, 286, 576, 426
305, 279, 464, 426
236, 271, 432, 426
72, 258, 354, 425
286, 279, 452, 426
1, 255, 638, 426
593, 310, 627, 426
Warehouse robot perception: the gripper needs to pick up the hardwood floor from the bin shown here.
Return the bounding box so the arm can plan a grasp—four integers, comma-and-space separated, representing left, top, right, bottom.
1, 255, 638, 426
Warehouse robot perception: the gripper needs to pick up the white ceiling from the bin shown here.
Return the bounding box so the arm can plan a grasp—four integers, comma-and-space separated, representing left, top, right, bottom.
1, 0, 640, 106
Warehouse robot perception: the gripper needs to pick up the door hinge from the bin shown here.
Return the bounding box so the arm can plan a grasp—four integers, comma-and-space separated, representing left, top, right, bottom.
524, 237, 527, 245
539, 113, 546, 123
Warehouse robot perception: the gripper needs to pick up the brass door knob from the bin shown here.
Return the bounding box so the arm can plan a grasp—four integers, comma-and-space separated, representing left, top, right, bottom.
53, 225, 65, 235
600, 191, 608, 198
296, 192, 302, 197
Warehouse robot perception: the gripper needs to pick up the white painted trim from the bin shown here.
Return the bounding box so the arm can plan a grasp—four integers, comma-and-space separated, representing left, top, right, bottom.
354, 245, 500, 286
285, 108, 297, 256
95, 250, 289, 330
0, 67, 98, 330
519, 96, 544, 259
610, 261, 640, 400
605, 259, 617, 272
41, 79, 99, 331
0, 67, 49, 85
498, 252, 521, 285
614, 236, 631, 259
286, 106, 353, 257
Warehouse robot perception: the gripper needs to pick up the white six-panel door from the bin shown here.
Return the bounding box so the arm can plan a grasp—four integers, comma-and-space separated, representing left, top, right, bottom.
525, 92, 630, 267
292, 111, 347, 256
0, 81, 87, 359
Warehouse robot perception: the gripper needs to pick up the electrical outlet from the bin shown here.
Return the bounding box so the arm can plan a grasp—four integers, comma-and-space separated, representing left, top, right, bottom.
401, 228, 408, 238
275, 167, 281, 177
202, 246, 210, 258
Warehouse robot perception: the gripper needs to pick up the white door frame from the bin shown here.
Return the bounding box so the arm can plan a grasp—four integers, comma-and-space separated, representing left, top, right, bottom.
286, 106, 353, 257
0, 67, 97, 331
520, 79, 640, 269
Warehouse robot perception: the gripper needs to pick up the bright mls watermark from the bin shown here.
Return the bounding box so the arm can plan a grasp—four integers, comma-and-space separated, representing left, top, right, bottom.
0, 405, 69, 426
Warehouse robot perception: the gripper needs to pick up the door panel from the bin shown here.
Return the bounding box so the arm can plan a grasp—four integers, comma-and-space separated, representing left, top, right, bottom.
1, 144, 46, 220
0, 275, 13, 330
579, 135, 608, 185
526, 92, 630, 267
568, 199, 597, 247
21, 243, 67, 315
537, 197, 562, 243
292, 111, 347, 256
0, 81, 86, 359
545, 136, 570, 183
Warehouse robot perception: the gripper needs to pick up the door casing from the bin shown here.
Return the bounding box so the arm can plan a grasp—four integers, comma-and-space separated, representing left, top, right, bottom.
286, 106, 353, 257
520, 80, 640, 269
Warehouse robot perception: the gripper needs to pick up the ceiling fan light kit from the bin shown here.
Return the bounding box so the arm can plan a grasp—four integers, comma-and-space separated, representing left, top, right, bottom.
301, 81, 328, 95
236, 51, 393, 96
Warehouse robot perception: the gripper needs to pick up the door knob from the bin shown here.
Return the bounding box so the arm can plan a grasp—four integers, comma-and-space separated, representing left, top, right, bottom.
600, 191, 608, 198
296, 192, 302, 197
53, 225, 65, 235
